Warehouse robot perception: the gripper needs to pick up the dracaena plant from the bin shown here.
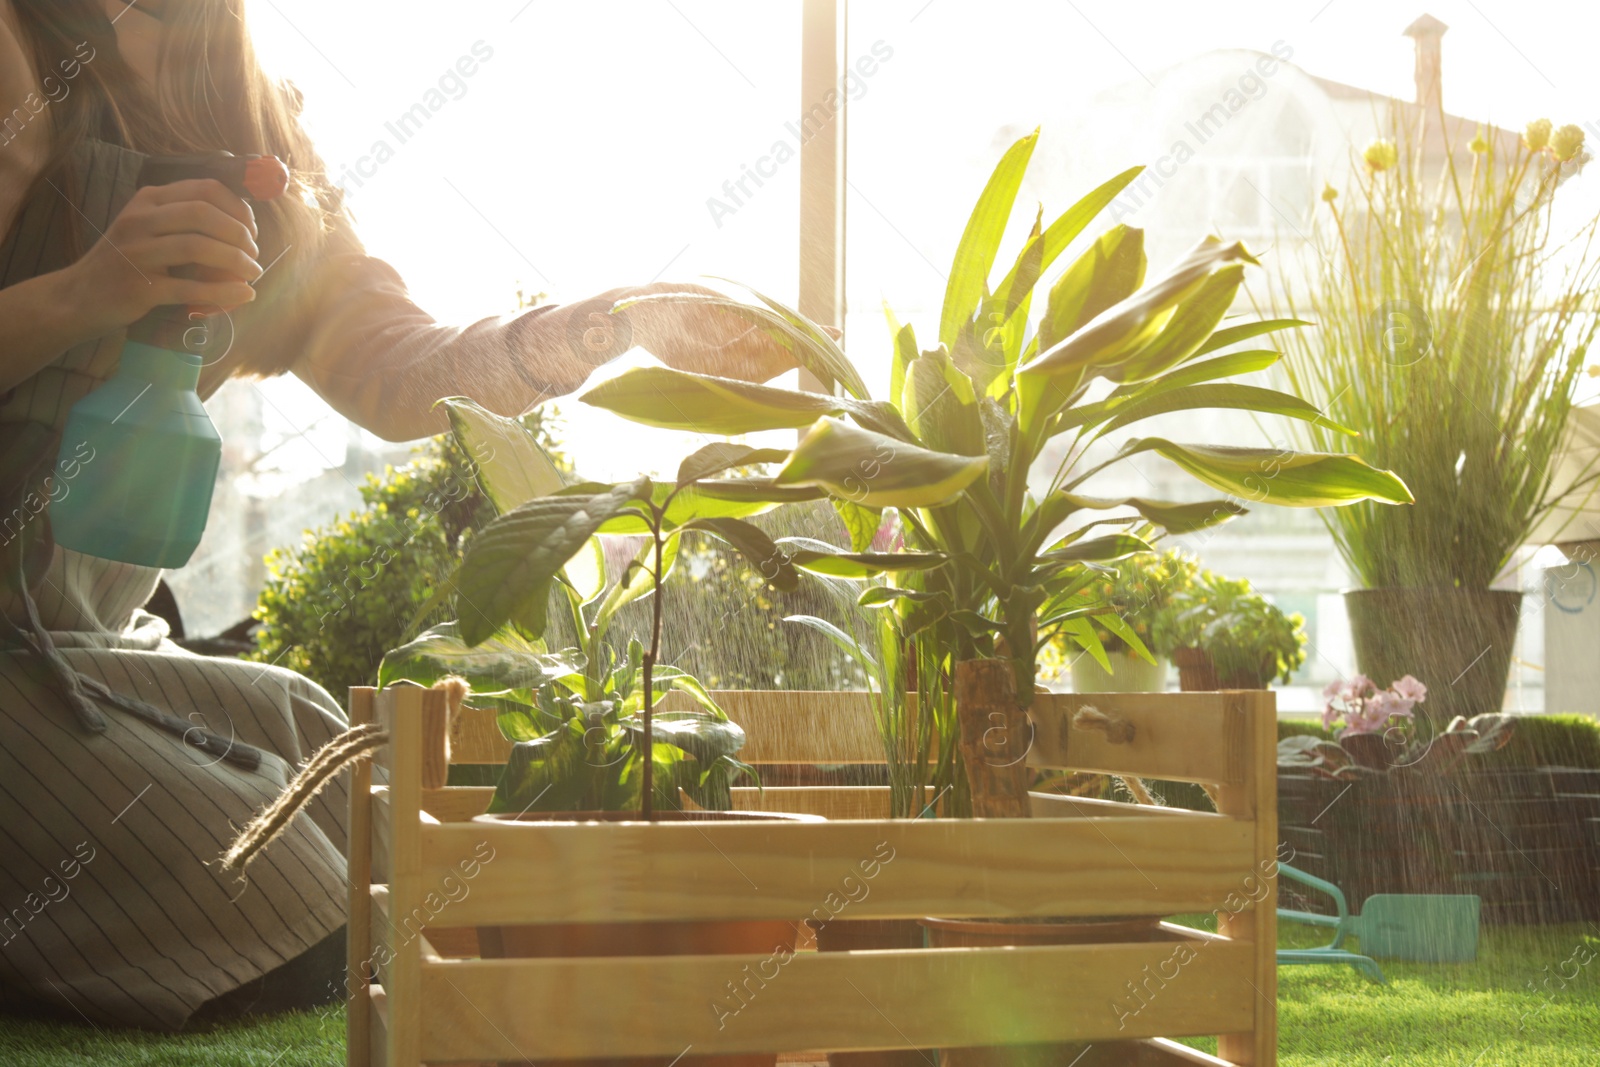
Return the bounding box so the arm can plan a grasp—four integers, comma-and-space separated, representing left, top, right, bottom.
580, 130, 1413, 727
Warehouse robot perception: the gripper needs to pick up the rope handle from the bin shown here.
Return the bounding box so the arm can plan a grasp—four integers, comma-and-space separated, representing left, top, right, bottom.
222, 677, 467, 874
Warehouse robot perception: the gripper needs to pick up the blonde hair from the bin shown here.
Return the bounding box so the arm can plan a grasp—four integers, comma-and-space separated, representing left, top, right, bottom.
10, 0, 340, 287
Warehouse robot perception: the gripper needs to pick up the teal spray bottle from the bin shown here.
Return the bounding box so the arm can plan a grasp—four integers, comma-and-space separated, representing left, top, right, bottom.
49, 152, 290, 569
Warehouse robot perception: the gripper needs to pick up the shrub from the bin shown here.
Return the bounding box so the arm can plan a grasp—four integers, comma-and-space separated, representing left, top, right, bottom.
249, 430, 506, 696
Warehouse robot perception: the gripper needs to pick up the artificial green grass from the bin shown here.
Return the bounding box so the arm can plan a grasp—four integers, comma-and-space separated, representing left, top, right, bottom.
1182, 917, 1600, 1066
2, 922, 1595, 1065
0, 1001, 343, 1066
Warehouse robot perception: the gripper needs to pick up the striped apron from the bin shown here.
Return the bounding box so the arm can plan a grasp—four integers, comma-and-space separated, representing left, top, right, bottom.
0, 139, 349, 1030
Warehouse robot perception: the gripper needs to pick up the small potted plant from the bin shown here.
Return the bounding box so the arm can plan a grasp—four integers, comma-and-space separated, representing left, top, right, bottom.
1166, 570, 1307, 690
1048, 547, 1199, 693
1321, 673, 1428, 769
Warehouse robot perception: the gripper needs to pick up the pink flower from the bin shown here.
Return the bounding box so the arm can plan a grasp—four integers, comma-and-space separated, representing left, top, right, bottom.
1392, 675, 1427, 704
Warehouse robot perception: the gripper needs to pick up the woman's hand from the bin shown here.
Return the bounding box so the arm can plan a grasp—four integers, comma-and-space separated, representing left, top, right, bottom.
61, 179, 263, 337
599, 282, 800, 383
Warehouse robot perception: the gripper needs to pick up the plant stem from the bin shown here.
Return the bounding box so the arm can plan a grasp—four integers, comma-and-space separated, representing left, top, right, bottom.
640, 509, 665, 821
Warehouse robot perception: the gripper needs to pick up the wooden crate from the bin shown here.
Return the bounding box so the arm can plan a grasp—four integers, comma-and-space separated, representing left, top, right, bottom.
347, 688, 1279, 1067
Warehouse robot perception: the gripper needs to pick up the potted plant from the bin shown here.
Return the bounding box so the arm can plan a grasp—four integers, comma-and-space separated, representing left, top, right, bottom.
582, 129, 1412, 821
1165, 569, 1308, 691
1273, 119, 1600, 720
1320, 673, 1427, 768
569, 132, 1411, 1067
383, 400, 897, 1067
1049, 546, 1199, 693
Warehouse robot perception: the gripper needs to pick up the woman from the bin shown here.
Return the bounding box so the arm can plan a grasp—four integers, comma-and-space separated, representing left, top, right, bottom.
0, 0, 794, 1030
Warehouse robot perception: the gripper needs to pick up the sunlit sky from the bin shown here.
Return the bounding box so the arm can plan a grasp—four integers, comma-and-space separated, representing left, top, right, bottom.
241, 0, 1600, 479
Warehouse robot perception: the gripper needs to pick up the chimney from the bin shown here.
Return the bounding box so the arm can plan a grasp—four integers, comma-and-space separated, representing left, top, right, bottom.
1403, 13, 1448, 111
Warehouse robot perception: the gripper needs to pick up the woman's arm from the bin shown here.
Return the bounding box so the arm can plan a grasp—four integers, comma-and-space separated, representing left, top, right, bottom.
268, 236, 795, 442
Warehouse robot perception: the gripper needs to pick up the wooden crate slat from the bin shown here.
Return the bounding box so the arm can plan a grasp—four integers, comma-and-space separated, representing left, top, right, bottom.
449, 691, 1242, 785
421, 786, 1232, 824
369, 885, 393, 994
1029, 794, 1226, 820
1025, 693, 1242, 784
729, 785, 890, 819
422, 786, 494, 823
418, 814, 1253, 925
369, 787, 391, 883
346, 687, 375, 1067
1212, 691, 1277, 1066
367, 987, 387, 1067
1135, 1038, 1239, 1066
421, 784, 894, 823
415, 939, 1255, 1061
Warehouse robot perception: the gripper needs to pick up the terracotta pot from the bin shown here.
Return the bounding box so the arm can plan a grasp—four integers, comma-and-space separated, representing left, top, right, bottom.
1069, 649, 1168, 694
1344, 587, 1521, 721
1171, 647, 1271, 692
473, 810, 821, 1067
920, 917, 1163, 1067
1172, 647, 1218, 691
806, 919, 928, 1067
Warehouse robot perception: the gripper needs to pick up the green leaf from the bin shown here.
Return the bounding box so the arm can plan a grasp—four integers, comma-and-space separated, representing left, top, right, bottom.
1038, 533, 1154, 565
456, 478, 649, 645
617, 289, 869, 400
775, 417, 989, 508
940, 130, 1038, 350
676, 443, 790, 487
377, 622, 575, 693
1037, 224, 1147, 353
1190, 317, 1309, 359
1096, 383, 1356, 438
714, 281, 872, 400
686, 478, 829, 505
782, 614, 878, 674
996, 205, 1044, 321
991, 165, 1145, 315
1053, 350, 1284, 436
1123, 439, 1415, 508
495, 701, 551, 742
594, 532, 680, 631
1016, 236, 1261, 433
889, 318, 916, 417
1030, 493, 1245, 547
581, 366, 843, 434
621, 711, 747, 770
1109, 349, 1282, 399
686, 516, 799, 592
441, 397, 566, 513
904, 346, 985, 457
778, 536, 947, 578
562, 537, 607, 605
593, 480, 811, 534
832, 499, 884, 553
857, 586, 953, 611
1090, 612, 1155, 665
1062, 617, 1112, 674
1104, 263, 1246, 384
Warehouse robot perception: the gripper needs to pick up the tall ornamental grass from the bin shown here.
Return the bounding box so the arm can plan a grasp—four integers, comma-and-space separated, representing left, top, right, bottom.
1273, 118, 1600, 589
